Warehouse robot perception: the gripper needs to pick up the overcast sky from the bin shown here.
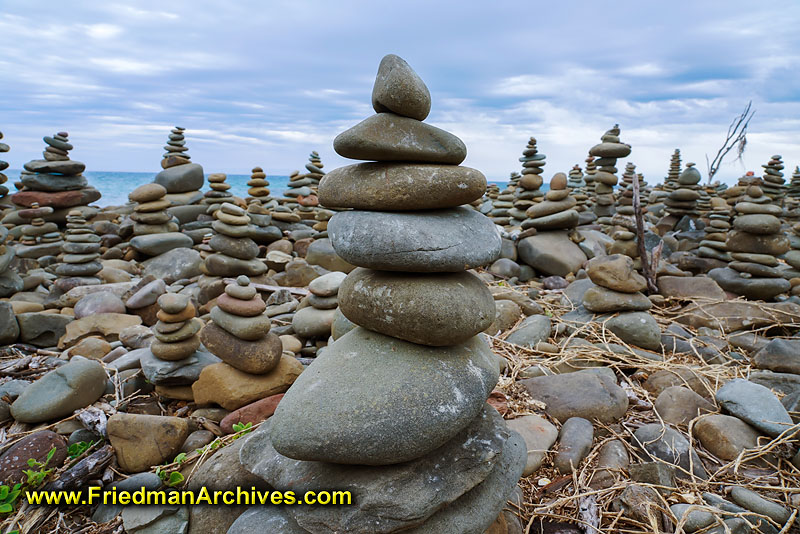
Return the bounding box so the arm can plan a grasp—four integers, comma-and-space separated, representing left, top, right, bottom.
1, 1, 799, 184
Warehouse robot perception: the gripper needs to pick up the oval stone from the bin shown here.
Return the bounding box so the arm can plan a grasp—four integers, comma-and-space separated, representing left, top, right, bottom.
333, 113, 466, 164
732, 214, 782, 235
328, 207, 500, 272
338, 268, 495, 346
371, 54, 431, 120
269, 327, 499, 465
319, 163, 485, 210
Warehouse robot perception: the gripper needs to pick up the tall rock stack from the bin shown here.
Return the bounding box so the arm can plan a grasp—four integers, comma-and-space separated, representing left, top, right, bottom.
54, 210, 102, 286
589, 125, 631, 218
202, 173, 233, 215
153, 127, 204, 204
513, 137, 546, 223
202, 202, 266, 278
0, 131, 9, 198
281, 152, 324, 219
486, 177, 515, 227
128, 183, 192, 257
523, 173, 579, 230
616, 161, 646, 216
11, 132, 100, 218
193, 275, 299, 410
760, 155, 785, 202
253, 54, 524, 532
664, 149, 681, 192
788, 166, 800, 203
710, 185, 791, 300
568, 164, 589, 214
246, 166, 273, 206
665, 162, 702, 220
15, 203, 63, 260
697, 197, 733, 263
583, 154, 597, 211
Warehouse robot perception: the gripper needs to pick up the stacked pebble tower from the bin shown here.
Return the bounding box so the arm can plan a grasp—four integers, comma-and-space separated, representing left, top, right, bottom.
0, 131, 9, 198
760, 155, 785, 202
203, 202, 266, 278
54, 210, 102, 284
15, 203, 63, 259
242, 54, 525, 533
589, 125, 631, 218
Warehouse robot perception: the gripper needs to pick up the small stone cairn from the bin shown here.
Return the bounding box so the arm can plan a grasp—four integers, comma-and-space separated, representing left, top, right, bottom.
589, 125, 631, 218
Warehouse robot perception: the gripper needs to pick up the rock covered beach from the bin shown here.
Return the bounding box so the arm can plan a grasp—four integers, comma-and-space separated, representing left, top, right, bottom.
0, 56, 796, 534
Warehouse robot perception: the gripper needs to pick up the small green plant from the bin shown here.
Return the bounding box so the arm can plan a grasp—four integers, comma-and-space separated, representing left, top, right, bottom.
155, 452, 189, 487
232, 422, 253, 435
22, 447, 56, 487
0, 483, 22, 514
67, 440, 96, 459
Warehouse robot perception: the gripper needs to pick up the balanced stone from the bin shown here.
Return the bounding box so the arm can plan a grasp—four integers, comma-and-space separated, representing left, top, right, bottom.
371, 53, 431, 120
338, 268, 494, 346
329, 207, 500, 271
270, 327, 498, 465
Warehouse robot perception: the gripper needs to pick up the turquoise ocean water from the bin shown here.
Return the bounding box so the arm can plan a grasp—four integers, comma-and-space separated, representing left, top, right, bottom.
6, 170, 511, 207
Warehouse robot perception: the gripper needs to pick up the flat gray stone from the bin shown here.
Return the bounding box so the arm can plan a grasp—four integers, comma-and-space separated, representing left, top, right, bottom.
154, 163, 204, 193
329, 207, 500, 272
270, 327, 498, 465
716, 379, 794, 437
130, 232, 193, 256
605, 311, 662, 351
518, 231, 587, 277
632, 424, 708, 479
505, 314, 551, 348
142, 247, 202, 283
243, 406, 508, 534
334, 113, 466, 164
139, 349, 221, 386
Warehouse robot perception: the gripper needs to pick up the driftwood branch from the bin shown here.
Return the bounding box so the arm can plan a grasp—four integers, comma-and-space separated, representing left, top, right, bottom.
706, 100, 755, 183
632, 175, 657, 293
44, 445, 115, 492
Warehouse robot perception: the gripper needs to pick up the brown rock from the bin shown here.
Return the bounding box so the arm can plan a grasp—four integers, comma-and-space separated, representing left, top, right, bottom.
58, 313, 142, 348
199, 323, 281, 374
107, 414, 189, 473
219, 394, 284, 433
216, 293, 266, 318
586, 254, 647, 293
654, 386, 715, 425
191, 355, 304, 410
657, 276, 726, 301
0, 431, 68, 484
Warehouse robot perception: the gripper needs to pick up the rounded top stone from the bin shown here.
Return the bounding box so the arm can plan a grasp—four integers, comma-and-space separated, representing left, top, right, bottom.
678, 163, 702, 185
371, 54, 432, 121
550, 173, 567, 190
129, 183, 167, 203
207, 173, 227, 183
57, 131, 69, 137
252, 167, 263, 173
157, 293, 190, 314
746, 185, 763, 198
236, 275, 251, 286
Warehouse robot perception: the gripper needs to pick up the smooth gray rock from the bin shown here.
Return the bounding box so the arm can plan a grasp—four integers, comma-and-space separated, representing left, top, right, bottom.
0, 270, 23, 297
753, 338, 800, 375
270, 327, 498, 465
154, 163, 204, 193
142, 247, 203, 283
669, 503, 717, 533
338, 268, 495, 346
632, 424, 708, 479
518, 231, 587, 277
130, 233, 193, 256
334, 113, 466, 164
519, 368, 628, 423
583, 286, 652, 312
329, 207, 500, 272
16, 312, 73, 347
709, 267, 790, 300
243, 407, 508, 534
505, 314, 551, 348
20, 172, 87, 191
716, 379, 794, 437
74, 291, 127, 318
605, 311, 661, 350
227, 507, 307, 534
554, 417, 594, 474
92, 472, 162, 524
729, 486, 791, 525
122, 504, 188, 534
11, 358, 106, 423
139, 349, 221, 386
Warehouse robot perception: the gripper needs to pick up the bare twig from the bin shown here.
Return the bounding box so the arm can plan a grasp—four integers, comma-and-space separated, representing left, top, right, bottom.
706, 100, 755, 183
632, 173, 657, 293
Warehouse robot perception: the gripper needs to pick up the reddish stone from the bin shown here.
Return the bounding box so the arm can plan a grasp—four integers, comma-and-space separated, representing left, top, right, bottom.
217, 293, 266, 317
0, 431, 68, 484
297, 195, 319, 207
11, 188, 101, 209
293, 238, 314, 258
487, 390, 508, 416
220, 394, 284, 434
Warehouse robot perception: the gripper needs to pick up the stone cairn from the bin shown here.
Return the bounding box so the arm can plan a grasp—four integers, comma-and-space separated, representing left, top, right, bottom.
616, 161, 646, 216
511, 137, 546, 226
127, 183, 192, 258
128, 183, 177, 235
15, 203, 62, 260
788, 166, 800, 203
589, 125, 631, 219
722, 171, 758, 207
665, 162, 702, 220
137, 292, 211, 400
12, 132, 100, 217
290, 271, 346, 351
203, 202, 266, 279
582, 254, 661, 351
0, 131, 9, 198
567, 164, 588, 209
583, 154, 597, 211
697, 197, 733, 263
0, 227, 22, 297
760, 155, 785, 202
524, 172, 579, 231
487, 176, 515, 227
153, 127, 204, 204
247, 166, 273, 206
242, 54, 524, 533
710, 185, 791, 300
280, 152, 323, 219
665, 149, 681, 192
202, 173, 233, 214
151, 294, 203, 363
194, 275, 292, 408
54, 210, 102, 285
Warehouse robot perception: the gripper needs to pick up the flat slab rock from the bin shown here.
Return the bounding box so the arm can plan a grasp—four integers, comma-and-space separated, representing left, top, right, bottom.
242, 406, 511, 534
